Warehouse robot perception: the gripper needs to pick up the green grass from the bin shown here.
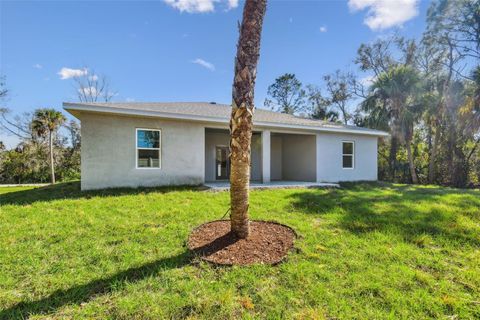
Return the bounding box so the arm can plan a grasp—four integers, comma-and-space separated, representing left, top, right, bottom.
0, 182, 479, 319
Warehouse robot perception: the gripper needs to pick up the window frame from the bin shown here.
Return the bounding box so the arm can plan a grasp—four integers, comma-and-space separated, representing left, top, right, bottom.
135, 128, 161, 169
342, 141, 355, 170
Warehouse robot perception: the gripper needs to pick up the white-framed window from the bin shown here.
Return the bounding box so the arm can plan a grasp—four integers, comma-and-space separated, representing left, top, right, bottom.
136, 128, 161, 169
342, 141, 354, 169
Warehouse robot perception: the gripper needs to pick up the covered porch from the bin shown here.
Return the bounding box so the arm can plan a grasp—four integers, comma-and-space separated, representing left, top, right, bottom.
204, 128, 319, 184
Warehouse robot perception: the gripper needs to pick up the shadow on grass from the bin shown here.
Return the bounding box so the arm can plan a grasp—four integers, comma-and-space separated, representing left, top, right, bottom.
0, 251, 191, 319
0, 181, 207, 206
289, 182, 480, 246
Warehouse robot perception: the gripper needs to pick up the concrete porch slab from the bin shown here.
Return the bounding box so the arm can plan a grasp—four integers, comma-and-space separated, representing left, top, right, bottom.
204, 181, 339, 191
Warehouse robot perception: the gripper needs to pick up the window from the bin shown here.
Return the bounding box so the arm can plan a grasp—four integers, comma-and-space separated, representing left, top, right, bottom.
136, 128, 161, 168
342, 141, 354, 169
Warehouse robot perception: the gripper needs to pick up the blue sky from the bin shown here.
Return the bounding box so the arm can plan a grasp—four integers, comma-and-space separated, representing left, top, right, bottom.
1, 0, 430, 147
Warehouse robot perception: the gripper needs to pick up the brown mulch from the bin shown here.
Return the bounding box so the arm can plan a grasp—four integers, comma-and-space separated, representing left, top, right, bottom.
187, 220, 296, 266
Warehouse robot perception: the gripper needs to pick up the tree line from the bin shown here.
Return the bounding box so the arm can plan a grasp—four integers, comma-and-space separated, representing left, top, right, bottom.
0, 68, 112, 184
264, 0, 479, 188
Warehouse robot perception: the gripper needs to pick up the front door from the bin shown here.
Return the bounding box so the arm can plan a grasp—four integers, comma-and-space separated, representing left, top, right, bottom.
216, 146, 229, 180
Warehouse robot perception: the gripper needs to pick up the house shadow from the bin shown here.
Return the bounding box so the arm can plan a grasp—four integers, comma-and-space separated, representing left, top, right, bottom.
1, 181, 208, 206
288, 183, 480, 246
0, 251, 191, 319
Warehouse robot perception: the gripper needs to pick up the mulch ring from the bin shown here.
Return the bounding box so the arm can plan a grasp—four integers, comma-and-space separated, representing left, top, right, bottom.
187, 220, 296, 266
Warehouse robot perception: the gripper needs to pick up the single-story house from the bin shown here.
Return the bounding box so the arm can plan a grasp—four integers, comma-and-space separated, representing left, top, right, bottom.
63, 102, 388, 190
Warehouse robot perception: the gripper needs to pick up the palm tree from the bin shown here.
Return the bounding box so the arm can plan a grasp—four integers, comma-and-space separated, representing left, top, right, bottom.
32, 108, 66, 184
472, 66, 480, 129
229, 0, 267, 238
367, 66, 423, 184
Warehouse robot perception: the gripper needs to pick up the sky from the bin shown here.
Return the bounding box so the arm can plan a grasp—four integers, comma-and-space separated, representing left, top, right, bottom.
0, 0, 431, 147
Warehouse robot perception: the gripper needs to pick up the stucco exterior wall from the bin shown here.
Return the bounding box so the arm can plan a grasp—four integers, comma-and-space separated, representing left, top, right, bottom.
281, 134, 317, 181
79, 112, 205, 190
316, 132, 378, 182
270, 135, 283, 180
204, 130, 261, 182
250, 133, 262, 181
77, 112, 379, 189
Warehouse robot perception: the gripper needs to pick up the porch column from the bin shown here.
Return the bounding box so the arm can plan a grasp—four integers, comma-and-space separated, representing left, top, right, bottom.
316, 133, 321, 182
262, 130, 271, 183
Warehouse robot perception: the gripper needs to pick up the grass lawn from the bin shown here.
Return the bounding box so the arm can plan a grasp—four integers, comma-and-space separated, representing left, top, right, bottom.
0, 182, 479, 319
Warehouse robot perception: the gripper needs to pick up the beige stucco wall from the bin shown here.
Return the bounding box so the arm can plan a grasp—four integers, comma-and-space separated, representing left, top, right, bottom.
268, 133, 316, 181
270, 135, 282, 180
204, 129, 261, 182
77, 111, 379, 189
79, 112, 205, 190
316, 132, 378, 182
281, 134, 317, 181
251, 133, 262, 181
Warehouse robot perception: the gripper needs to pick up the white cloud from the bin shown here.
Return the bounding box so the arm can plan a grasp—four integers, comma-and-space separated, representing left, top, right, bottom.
163, 0, 238, 13
319, 26, 327, 33
126, 97, 136, 102
191, 58, 215, 71
226, 0, 238, 9
33, 63, 42, 69
348, 0, 419, 30
58, 67, 87, 80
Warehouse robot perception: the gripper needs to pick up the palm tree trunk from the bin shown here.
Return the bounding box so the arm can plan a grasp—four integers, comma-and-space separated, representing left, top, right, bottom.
49, 130, 55, 184
389, 136, 398, 181
427, 126, 440, 184
229, 0, 267, 239
406, 139, 418, 184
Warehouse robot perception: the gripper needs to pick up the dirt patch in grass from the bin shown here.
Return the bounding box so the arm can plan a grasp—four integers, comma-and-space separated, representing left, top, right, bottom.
187, 220, 296, 266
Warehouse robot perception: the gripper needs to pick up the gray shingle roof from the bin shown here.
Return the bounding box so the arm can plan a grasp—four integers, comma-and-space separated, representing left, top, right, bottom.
63, 101, 388, 136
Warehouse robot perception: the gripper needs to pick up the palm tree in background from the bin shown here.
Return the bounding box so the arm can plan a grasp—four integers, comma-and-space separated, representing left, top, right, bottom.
472, 66, 480, 130
365, 66, 423, 184
32, 108, 66, 184
229, 0, 267, 238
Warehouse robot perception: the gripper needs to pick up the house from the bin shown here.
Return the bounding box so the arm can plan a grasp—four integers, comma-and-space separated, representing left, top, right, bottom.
63, 102, 388, 190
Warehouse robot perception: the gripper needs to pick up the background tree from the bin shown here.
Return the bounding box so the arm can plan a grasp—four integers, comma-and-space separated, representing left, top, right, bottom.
0, 76, 7, 99
31, 109, 66, 184
305, 84, 338, 121
355, 37, 397, 77
73, 68, 116, 102
365, 66, 423, 183
322, 70, 354, 125
427, 0, 479, 65
0, 109, 36, 141
0, 73, 85, 185
0, 142, 49, 184
64, 120, 81, 150
424, 0, 479, 185
264, 73, 305, 114
0, 77, 34, 140
473, 66, 480, 128
229, 0, 267, 238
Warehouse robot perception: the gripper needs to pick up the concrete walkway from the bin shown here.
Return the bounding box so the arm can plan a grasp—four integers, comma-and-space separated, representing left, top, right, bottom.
204, 181, 339, 191
0, 183, 50, 187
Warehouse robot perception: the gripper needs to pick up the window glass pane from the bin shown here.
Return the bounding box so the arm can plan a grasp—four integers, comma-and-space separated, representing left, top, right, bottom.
137, 130, 159, 148
343, 142, 353, 155
343, 155, 353, 168
138, 149, 160, 168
